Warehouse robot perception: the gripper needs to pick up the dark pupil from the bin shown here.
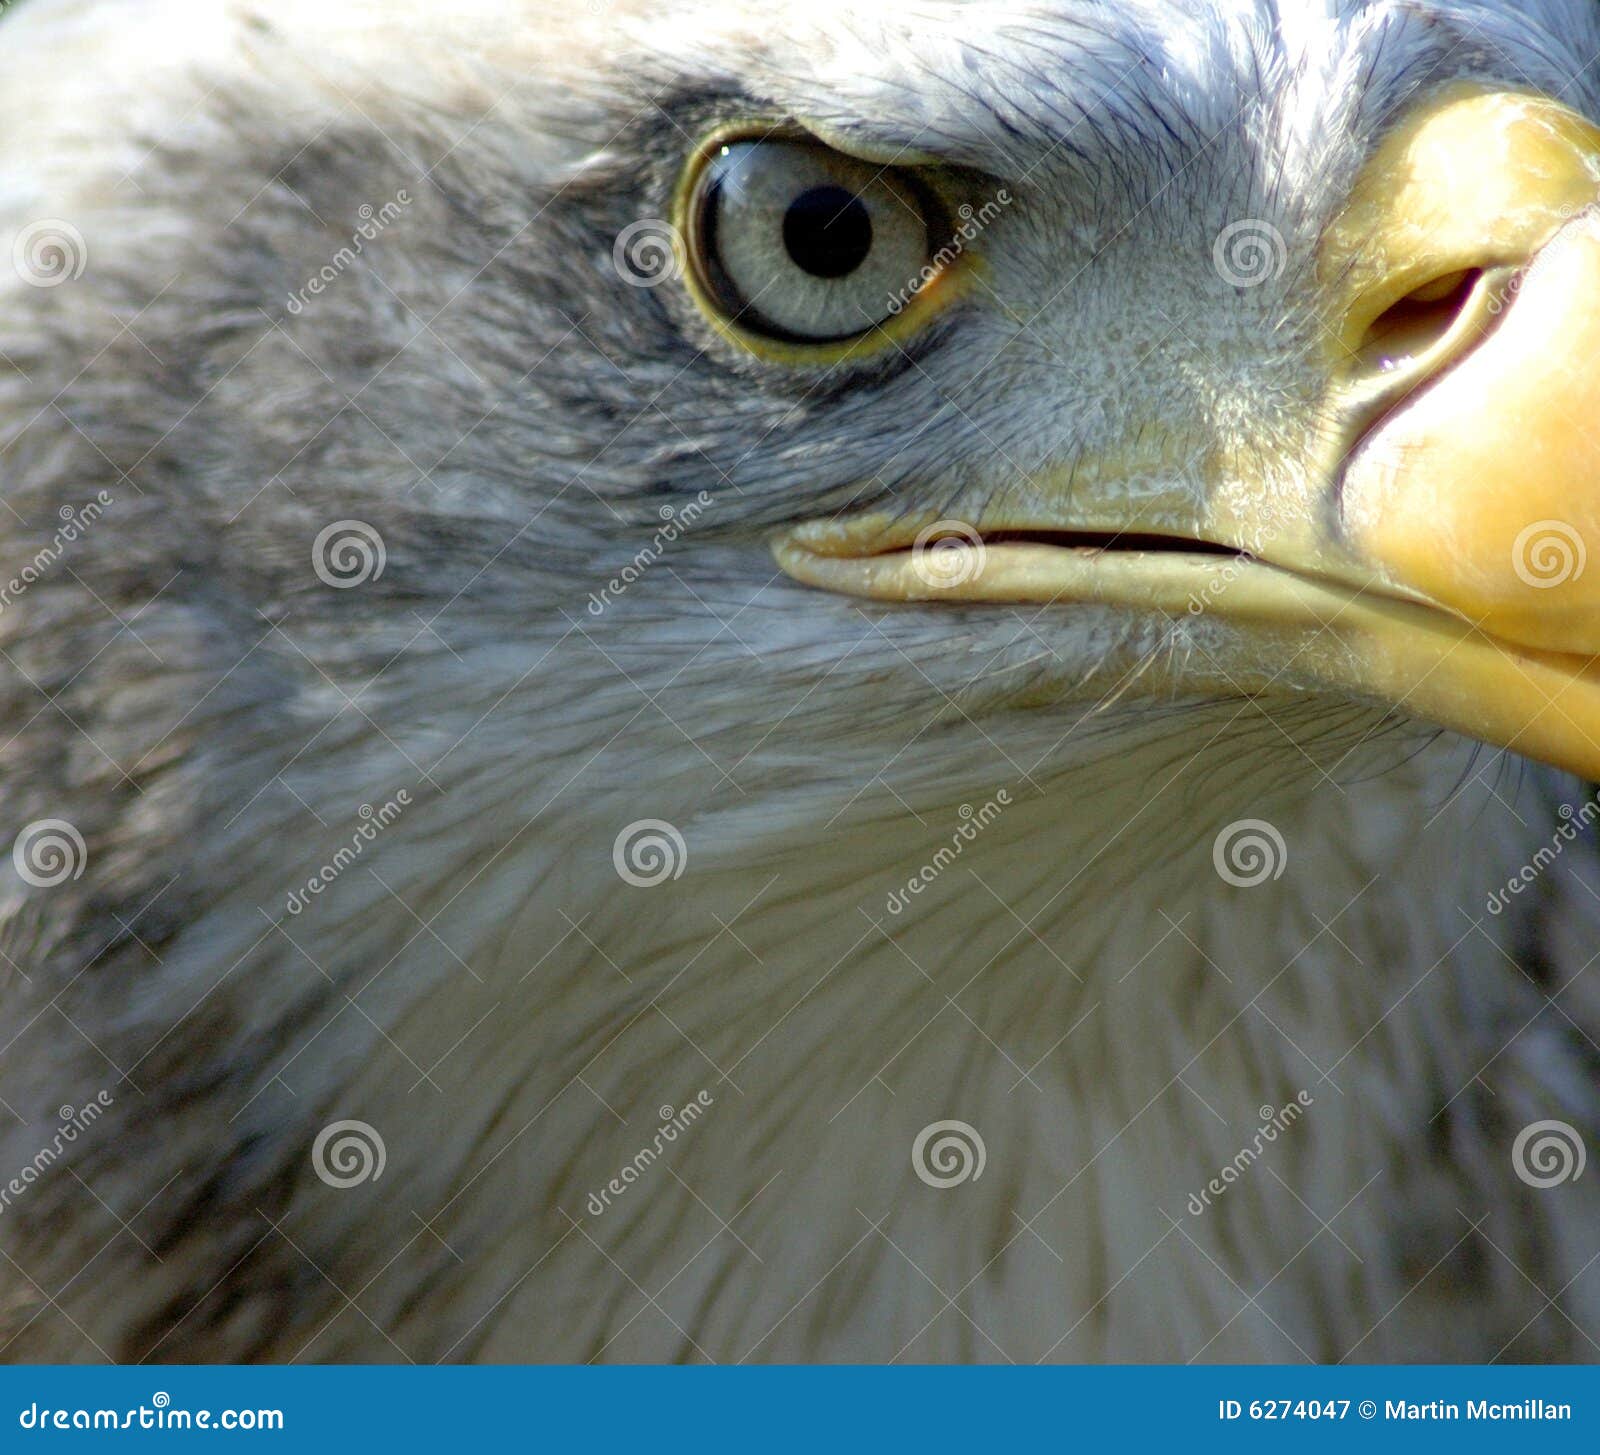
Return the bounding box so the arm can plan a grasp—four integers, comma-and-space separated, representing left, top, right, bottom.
782, 186, 873, 279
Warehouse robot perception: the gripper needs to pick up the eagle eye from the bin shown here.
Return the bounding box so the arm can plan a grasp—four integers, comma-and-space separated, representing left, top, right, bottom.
683, 136, 951, 349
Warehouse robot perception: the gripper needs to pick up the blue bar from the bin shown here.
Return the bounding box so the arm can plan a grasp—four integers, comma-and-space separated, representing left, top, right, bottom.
0, 1366, 1593, 1450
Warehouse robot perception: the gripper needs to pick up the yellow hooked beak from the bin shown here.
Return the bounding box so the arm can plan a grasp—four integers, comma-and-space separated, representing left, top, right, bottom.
774, 89, 1600, 780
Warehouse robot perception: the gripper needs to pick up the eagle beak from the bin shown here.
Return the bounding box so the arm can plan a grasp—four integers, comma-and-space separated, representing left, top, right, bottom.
774, 89, 1600, 781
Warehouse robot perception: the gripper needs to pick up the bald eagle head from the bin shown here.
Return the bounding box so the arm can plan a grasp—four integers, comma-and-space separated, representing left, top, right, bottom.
0, 0, 1597, 1364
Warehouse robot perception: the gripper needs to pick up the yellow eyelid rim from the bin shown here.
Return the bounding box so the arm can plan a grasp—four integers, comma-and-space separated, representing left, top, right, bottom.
671, 120, 978, 366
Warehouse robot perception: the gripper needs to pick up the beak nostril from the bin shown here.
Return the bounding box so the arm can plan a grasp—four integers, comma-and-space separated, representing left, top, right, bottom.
1356, 268, 1483, 374
1336, 264, 1517, 463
